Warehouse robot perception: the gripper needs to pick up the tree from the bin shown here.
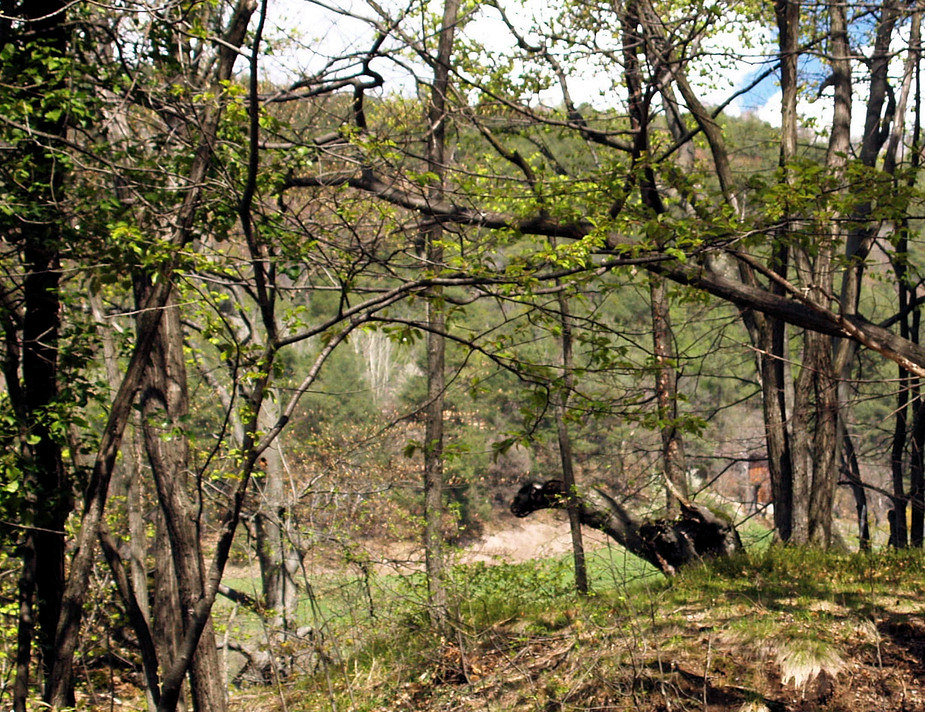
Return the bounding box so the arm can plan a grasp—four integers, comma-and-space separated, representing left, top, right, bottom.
2, 2, 71, 707
10, 0, 925, 706
296, 0, 925, 549
0, 1, 263, 707
419, 0, 462, 630
553, 284, 590, 594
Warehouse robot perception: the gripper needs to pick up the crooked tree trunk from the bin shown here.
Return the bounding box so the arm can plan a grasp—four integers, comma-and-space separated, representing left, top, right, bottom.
138, 285, 226, 712
511, 480, 742, 576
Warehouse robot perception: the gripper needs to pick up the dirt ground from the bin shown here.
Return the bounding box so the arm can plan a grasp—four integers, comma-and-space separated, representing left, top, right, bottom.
458, 511, 612, 564
362, 509, 614, 576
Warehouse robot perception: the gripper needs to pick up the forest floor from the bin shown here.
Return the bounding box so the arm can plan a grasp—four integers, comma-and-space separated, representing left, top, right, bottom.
99, 517, 925, 712
357, 586, 925, 712
282, 525, 925, 712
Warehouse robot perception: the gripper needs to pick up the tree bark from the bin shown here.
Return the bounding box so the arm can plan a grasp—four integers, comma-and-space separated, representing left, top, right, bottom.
420, 0, 460, 631
152, 515, 185, 708
554, 289, 589, 594
138, 286, 226, 712
791, 328, 839, 545
650, 275, 688, 515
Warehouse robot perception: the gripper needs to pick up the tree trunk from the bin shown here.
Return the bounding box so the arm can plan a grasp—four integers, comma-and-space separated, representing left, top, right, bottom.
93, 292, 160, 709
833, 0, 906, 551
555, 289, 589, 594
890, 366, 909, 548
254, 426, 300, 675
420, 0, 461, 631
138, 285, 226, 712
751, 0, 802, 543
808, 0, 850, 547
790, 315, 839, 547
909, 399, 925, 546
841, 431, 871, 550
807, 334, 840, 545
422, 300, 448, 628
888, 9, 923, 547
13, 537, 36, 712
888, 196, 916, 551
755, 314, 794, 541
5, 1, 72, 706
620, 1, 690, 521
152, 515, 185, 707
511, 480, 742, 576
787, 0, 850, 546
650, 275, 688, 515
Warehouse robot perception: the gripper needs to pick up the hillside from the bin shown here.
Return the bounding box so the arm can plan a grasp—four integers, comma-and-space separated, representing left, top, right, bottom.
227, 541, 925, 712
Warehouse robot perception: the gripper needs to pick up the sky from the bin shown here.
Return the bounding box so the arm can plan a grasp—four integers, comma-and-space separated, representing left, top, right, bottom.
263, 0, 788, 122
262, 0, 908, 139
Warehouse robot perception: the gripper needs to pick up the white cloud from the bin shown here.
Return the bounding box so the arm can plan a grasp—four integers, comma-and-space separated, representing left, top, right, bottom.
755, 89, 782, 126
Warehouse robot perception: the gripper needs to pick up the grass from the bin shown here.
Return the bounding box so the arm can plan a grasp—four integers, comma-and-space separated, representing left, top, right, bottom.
217, 539, 661, 654
216, 539, 925, 711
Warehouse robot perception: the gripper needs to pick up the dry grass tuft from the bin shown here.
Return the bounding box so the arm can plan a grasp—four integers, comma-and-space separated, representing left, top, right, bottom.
773, 635, 844, 688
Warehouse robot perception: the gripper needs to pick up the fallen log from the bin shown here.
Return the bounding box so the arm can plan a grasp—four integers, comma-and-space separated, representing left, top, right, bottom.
510, 479, 743, 576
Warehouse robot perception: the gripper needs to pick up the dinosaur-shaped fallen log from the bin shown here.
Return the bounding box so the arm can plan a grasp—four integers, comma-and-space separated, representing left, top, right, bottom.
510, 479, 743, 576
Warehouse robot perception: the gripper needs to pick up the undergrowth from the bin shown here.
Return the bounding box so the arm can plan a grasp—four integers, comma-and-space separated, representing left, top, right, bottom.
266, 544, 925, 711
